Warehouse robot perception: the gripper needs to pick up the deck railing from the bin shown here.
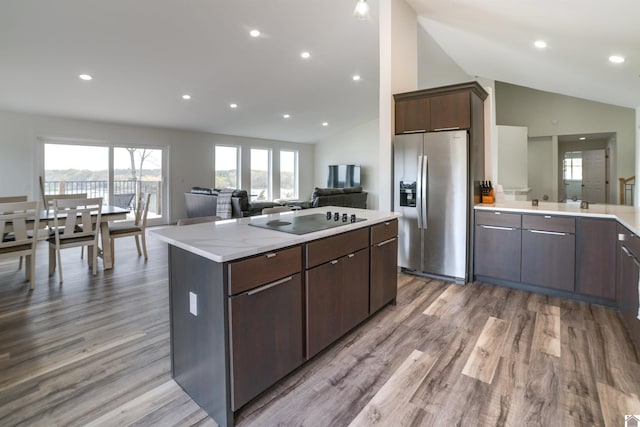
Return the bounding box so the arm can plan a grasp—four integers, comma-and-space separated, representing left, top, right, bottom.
44, 180, 162, 214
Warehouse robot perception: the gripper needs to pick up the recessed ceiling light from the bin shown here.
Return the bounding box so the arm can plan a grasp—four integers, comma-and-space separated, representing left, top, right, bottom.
322, 122, 329, 127
300, 52, 311, 59
229, 103, 238, 109
579, 137, 586, 140
352, 74, 361, 81
533, 40, 547, 49
249, 29, 260, 37
609, 55, 625, 64
78, 74, 93, 81
283, 114, 291, 119
182, 94, 191, 100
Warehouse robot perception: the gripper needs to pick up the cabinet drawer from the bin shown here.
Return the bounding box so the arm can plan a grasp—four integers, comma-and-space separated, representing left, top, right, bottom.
371, 219, 398, 245
476, 211, 521, 228
228, 245, 301, 295
523, 214, 575, 233
618, 224, 640, 256
305, 228, 369, 269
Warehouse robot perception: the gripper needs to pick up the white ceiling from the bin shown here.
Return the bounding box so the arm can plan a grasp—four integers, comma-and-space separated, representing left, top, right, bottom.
410, 0, 640, 110
1, 0, 638, 145
0, 0, 380, 143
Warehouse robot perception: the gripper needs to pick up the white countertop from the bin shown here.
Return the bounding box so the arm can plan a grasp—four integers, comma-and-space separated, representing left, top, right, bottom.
151, 207, 401, 263
475, 201, 640, 234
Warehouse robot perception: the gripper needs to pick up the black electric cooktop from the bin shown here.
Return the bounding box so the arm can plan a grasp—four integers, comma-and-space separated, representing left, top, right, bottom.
248, 212, 366, 235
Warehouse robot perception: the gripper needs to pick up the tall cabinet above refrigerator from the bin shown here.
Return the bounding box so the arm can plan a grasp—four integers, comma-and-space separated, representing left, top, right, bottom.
393, 82, 488, 284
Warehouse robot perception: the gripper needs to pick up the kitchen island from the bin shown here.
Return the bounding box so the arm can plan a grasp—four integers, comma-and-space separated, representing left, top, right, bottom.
151, 207, 400, 427
474, 200, 640, 353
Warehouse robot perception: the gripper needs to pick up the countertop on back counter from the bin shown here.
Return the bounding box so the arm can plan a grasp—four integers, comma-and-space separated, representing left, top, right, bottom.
151, 206, 400, 263
475, 201, 640, 234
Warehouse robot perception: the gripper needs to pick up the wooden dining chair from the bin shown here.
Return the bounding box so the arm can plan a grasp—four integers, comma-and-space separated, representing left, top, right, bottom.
0, 200, 40, 289
44, 193, 89, 258
0, 195, 29, 270
108, 193, 151, 263
44, 193, 88, 211
47, 197, 102, 284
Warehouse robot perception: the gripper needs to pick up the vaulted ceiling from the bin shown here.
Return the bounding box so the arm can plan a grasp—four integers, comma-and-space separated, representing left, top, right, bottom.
0, 1, 637, 145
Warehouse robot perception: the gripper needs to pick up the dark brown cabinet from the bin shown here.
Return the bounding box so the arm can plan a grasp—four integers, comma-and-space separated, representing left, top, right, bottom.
616, 225, 640, 351
474, 211, 522, 282
430, 91, 471, 130
167, 218, 399, 427
394, 82, 487, 135
306, 248, 369, 358
575, 218, 616, 300
395, 97, 430, 134
521, 214, 575, 291
370, 220, 398, 313
228, 273, 304, 410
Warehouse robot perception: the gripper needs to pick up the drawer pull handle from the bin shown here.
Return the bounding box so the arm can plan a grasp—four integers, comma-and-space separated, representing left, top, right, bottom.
402, 130, 426, 134
377, 237, 397, 247
622, 245, 640, 268
528, 230, 567, 236
348, 253, 355, 258
247, 276, 293, 296
544, 215, 552, 219
480, 225, 515, 231
433, 126, 461, 131
493, 212, 501, 215
330, 260, 339, 265
265, 253, 277, 259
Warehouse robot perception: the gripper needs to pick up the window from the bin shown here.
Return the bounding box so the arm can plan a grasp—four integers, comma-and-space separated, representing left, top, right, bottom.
44, 144, 108, 197
280, 150, 298, 199
113, 147, 163, 218
43, 141, 165, 224
215, 145, 239, 189
250, 148, 270, 200
563, 151, 582, 180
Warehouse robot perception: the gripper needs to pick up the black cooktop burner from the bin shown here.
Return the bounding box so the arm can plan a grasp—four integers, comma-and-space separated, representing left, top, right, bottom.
248, 212, 366, 235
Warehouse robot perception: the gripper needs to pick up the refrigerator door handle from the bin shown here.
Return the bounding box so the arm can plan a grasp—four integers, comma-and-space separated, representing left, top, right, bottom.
422, 155, 428, 229
416, 155, 424, 229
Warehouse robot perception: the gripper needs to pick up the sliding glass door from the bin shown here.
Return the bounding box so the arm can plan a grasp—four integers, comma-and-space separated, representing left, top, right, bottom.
43, 141, 165, 224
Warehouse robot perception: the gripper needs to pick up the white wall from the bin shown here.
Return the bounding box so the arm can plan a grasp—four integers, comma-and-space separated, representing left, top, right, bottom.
314, 118, 379, 209
379, 0, 418, 212
495, 82, 636, 203
417, 22, 471, 89
528, 136, 556, 201
496, 125, 528, 190
0, 110, 314, 222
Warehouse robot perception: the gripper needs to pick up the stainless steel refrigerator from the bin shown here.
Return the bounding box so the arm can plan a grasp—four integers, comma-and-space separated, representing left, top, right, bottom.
394, 130, 470, 284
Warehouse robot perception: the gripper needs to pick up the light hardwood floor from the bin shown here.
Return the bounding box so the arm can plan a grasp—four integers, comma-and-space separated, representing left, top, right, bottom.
1, 231, 639, 426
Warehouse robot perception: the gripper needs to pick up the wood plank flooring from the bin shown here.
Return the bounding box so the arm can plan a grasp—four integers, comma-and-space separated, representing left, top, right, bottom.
1, 231, 640, 426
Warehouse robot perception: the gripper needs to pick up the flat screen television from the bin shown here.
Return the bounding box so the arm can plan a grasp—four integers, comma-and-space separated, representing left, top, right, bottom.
327, 164, 361, 188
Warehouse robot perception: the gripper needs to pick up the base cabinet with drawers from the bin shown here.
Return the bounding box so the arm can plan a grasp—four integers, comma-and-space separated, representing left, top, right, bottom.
474, 210, 616, 303
474, 211, 522, 282
167, 219, 398, 427
616, 224, 640, 351
305, 228, 370, 358
521, 214, 575, 292
370, 220, 399, 313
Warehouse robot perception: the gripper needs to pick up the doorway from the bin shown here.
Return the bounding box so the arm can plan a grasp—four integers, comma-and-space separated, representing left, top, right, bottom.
557, 133, 614, 204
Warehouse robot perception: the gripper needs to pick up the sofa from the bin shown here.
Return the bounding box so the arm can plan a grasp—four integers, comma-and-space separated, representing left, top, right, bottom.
184, 188, 250, 218
311, 186, 367, 208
